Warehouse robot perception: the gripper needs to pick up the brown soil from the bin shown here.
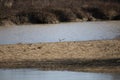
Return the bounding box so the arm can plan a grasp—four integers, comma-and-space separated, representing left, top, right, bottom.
0, 40, 120, 73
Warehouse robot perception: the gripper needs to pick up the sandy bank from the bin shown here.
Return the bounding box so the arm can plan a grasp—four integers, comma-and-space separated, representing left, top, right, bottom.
0, 40, 120, 73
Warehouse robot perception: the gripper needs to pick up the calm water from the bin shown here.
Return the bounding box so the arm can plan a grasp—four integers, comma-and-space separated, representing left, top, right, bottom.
0, 69, 120, 80
0, 21, 120, 80
0, 21, 120, 44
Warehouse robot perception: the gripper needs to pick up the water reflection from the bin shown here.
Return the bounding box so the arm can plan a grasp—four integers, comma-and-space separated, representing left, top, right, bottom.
0, 69, 120, 80
0, 21, 120, 44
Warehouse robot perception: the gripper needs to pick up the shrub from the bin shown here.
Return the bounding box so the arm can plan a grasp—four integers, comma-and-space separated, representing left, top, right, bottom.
82, 7, 109, 20
49, 8, 77, 22
112, 15, 120, 20
27, 11, 58, 24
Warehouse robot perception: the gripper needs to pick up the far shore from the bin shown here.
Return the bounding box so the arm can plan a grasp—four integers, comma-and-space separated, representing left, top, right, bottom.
0, 0, 120, 26
0, 40, 120, 73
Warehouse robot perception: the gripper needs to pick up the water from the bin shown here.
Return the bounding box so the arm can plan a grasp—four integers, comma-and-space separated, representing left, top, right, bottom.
0, 21, 120, 80
0, 21, 120, 44
0, 69, 120, 80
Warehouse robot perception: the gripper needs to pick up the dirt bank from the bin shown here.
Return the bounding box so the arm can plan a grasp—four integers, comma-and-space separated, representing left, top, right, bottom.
0, 0, 120, 25
0, 40, 120, 73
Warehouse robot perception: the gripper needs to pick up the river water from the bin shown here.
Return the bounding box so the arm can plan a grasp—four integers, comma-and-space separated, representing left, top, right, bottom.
0, 69, 120, 80
0, 21, 120, 44
0, 21, 120, 79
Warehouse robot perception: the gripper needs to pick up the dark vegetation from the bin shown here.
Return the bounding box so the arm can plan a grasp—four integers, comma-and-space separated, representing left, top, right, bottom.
0, 0, 120, 25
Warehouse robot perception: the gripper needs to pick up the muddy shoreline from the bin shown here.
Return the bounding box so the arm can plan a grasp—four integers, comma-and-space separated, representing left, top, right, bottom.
0, 58, 120, 73
0, 40, 120, 73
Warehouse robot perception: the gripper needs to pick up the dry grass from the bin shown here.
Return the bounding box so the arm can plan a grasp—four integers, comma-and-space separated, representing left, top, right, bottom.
0, 40, 120, 72
0, 40, 120, 61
